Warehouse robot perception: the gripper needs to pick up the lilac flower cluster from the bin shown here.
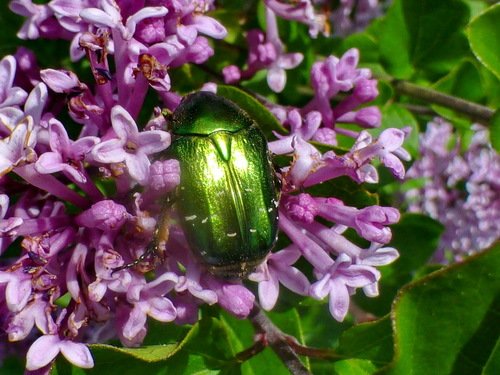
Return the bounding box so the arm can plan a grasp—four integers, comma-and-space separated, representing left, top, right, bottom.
223, 0, 387, 92
1, 0, 406, 372
405, 118, 500, 262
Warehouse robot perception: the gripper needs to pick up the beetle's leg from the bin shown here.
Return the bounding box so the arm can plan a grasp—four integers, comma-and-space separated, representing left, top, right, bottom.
112, 213, 170, 274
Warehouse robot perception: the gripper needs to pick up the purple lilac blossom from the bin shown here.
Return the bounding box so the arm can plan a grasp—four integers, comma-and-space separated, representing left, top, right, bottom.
223, 6, 303, 93
1, 0, 405, 371
266, 0, 388, 37
405, 118, 500, 262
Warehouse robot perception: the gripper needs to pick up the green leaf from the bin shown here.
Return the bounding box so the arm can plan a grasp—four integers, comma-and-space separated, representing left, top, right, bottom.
479, 65, 500, 108
355, 214, 444, 316
431, 59, 486, 126
299, 300, 352, 350
220, 311, 292, 375
490, 110, 500, 152
402, 0, 470, 73
337, 316, 393, 366
340, 33, 380, 63
468, 3, 500, 79
380, 244, 500, 375
433, 59, 485, 103
332, 359, 378, 375
89, 343, 180, 363
216, 85, 287, 139
182, 316, 238, 368
70, 321, 202, 374
0, 356, 25, 375
484, 338, 500, 375
76, 345, 182, 375
375, 0, 413, 78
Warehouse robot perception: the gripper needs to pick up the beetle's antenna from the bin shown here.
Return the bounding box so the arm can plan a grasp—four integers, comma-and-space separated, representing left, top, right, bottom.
111, 218, 169, 275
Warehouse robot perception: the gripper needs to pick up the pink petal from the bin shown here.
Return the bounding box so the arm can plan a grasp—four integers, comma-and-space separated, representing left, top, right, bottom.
111, 105, 139, 140
267, 67, 286, 93
26, 335, 61, 371
277, 52, 303, 69
123, 305, 147, 340
259, 276, 280, 310
40, 69, 79, 93
25, 83, 48, 123
80, 8, 119, 29
381, 153, 405, 179
137, 130, 170, 154
6, 277, 31, 312
91, 139, 126, 163
2, 88, 28, 107
124, 7, 168, 40
0, 55, 16, 90
148, 297, 177, 322
125, 152, 150, 184
309, 274, 331, 299
328, 279, 350, 321
35, 152, 64, 174
59, 340, 94, 369
278, 266, 310, 295
364, 247, 399, 266
193, 15, 227, 39
378, 128, 405, 151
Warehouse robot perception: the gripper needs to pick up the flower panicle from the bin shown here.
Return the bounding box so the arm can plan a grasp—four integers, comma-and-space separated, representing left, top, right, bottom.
0, 0, 404, 371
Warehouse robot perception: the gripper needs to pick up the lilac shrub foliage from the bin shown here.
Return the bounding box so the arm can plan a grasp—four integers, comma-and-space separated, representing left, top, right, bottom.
405, 118, 500, 262
0, 0, 406, 371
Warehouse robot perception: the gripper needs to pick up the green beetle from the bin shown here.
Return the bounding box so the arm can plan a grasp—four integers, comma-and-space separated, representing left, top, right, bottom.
163, 91, 280, 279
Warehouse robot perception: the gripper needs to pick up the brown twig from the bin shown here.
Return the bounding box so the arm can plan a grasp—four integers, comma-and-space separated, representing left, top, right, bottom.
247, 303, 311, 375
392, 80, 495, 125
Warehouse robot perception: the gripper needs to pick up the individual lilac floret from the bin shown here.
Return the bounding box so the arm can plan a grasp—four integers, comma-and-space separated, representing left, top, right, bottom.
264, 0, 327, 37
267, 0, 386, 37
149, 159, 181, 193
91, 105, 171, 185
0, 118, 37, 176
204, 276, 255, 319
328, 0, 385, 37
305, 49, 376, 129
405, 118, 500, 261
122, 272, 178, 342
249, 245, 310, 310
35, 118, 99, 184
80, 1, 169, 41
223, 7, 303, 92
0, 55, 28, 108
9, 0, 68, 40
26, 334, 94, 371
76, 200, 129, 231
310, 253, 380, 321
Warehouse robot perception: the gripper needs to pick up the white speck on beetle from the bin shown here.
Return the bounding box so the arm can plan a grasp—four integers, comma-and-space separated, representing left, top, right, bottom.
249, 228, 257, 233
227, 232, 237, 237
202, 217, 208, 223
185, 215, 197, 221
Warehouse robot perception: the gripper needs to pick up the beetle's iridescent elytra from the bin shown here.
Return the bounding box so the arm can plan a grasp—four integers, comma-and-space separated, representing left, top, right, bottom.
163, 91, 280, 278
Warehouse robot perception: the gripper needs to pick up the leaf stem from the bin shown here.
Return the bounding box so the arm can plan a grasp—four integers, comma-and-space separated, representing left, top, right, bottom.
234, 337, 266, 362
392, 80, 495, 125
248, 304, 311, 375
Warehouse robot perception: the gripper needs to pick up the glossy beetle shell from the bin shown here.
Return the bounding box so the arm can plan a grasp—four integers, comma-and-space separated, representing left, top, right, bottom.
165, 92, 279, 278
